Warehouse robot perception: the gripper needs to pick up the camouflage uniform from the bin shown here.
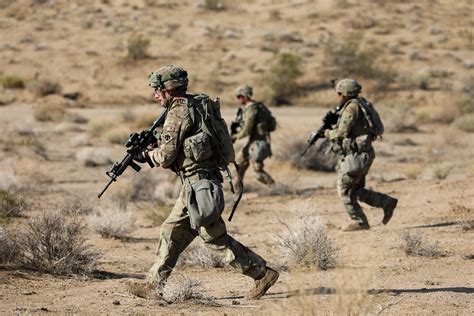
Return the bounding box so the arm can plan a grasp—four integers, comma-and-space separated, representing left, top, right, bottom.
324, 79, 397, 230
233, 86, 275, 186
144, 68, 270, 290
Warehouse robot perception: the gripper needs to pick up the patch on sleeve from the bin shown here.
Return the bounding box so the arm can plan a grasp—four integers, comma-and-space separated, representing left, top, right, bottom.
162, 132, 174, 143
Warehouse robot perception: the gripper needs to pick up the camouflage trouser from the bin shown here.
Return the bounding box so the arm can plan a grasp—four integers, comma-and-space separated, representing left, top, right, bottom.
237, 141, 275, 186
336, 152, 394, 224
147, 181, 267, 284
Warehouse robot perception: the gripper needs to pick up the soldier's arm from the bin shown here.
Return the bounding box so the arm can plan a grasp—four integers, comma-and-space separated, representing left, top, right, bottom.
234, 105, 258, 140
150, 102, 192, 168
325, 101, 359, 140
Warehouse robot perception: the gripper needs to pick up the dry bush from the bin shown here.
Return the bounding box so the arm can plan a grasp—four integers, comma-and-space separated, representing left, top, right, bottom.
162, 275, 215, 304
378, 103, 418, 133
0, 171, 19, 192
276, 206, 337, 270
273, 135, 338, 172
198, 0, 225, 10
261, 51, 303, 105
0, 125, 48, 159
33, 102, 66, 122
178, 242, 225, 268
400, 231, 444, 257
400, 163, 422, 180
66, 112, 88, 124
455, 114, 474, 133
75, 147, 113, 167
450, 200, 474, 231
0, 189, 29, 220
87, 119, 114, 137
431, 163, 453, 180
456, 95, 474, 114
88, 206, 136, 239
0, 227, 20, 264
11, 159, 53, 189
0, 75, 25, 89
14, 212, 99, 275
27, 79, 61, 97
126, 34, 150, 61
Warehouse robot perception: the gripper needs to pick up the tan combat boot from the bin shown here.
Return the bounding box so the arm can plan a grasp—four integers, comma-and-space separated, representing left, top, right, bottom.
341, 220, 370, 232
246, 267, 279, 300
382, 198, 398, 225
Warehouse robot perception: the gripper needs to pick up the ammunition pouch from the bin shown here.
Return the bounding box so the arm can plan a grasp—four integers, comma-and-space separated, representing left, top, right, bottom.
183, 131, 214, 162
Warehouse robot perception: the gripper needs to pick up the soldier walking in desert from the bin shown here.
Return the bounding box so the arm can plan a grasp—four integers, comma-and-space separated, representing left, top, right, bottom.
312, 79, 398, 231
126, 65, 279, 300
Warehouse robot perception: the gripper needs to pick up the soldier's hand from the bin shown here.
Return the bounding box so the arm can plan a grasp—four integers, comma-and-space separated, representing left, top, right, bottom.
133, 149, 150, 164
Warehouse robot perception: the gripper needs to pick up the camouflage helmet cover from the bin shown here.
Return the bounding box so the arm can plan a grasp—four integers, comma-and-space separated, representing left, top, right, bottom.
148, 65, 188, 90
335, 78, 362, 97
235, 84, 253, 98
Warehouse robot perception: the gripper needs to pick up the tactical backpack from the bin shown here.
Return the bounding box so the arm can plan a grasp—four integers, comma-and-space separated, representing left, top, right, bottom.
253, 102, 277, 133
356, 97, 384, 139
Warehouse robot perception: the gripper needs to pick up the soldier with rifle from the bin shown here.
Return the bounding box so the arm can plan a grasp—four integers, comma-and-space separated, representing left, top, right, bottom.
100, 65, 278, 300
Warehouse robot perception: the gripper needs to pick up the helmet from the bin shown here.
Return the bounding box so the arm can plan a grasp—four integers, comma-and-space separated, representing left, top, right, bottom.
235, 85, 253, 98
148, 65, 188, 91
335, 79, 362, 97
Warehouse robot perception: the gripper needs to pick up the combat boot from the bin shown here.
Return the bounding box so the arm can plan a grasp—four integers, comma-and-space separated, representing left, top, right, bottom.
382, 198, 398, 225
246, 267, 279, 300
125, 280, 167, 301
341, 220, 370, 232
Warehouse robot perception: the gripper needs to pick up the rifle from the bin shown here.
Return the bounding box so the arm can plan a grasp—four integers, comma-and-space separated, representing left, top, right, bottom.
300, 109, 339, 156
98, 108, 168, 198
230, 107, 243, 136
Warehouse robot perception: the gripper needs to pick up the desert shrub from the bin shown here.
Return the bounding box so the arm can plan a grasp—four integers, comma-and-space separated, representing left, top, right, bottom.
198, 0, 225, 10
377, 103, 418, 133
66, 112, 88, 124
87, 119, 114, 137
324, 34, 394, 83
88, 206, 136, 239
33, 103, 66, 122
162, 275, 215, 304
14, 212, 99, 275
0, 126, 48, 159
455, 114, 474, 133
178, 242, 225, 268
431, 163, 453, 180
11, 159, 53, 190
75, 147, 113, 167
126, 34, 150, 61
0, 189, 28, 220
450, 200, 474, 231
456, 95, 474, 114
458, 29, 474, 50
0, 76, 25, 89
400, 163, 422, 180
0, 227, 20, 264
276, 207, 337, 270
262, 52, 303, 105
400, 231, 444, 257
273, 136, 338, 171
27, 79, 61, 97
104, 126, 130, 144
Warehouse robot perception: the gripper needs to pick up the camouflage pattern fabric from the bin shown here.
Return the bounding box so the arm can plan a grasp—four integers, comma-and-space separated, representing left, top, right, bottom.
233, 102, 275, 185
326, 97, 395, 224
147, 94, 267, 284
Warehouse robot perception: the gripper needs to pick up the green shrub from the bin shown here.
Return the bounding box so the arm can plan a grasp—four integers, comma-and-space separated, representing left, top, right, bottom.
0, 76, 25, 89
200, 0, 225, 10
262, 52, 303, 105
127, 34, 150, 61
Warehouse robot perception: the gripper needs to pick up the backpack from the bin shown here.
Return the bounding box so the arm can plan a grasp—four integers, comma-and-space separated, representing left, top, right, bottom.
253, 102, 277, 133
189, 94, 235, 166
356, 97, 384, 139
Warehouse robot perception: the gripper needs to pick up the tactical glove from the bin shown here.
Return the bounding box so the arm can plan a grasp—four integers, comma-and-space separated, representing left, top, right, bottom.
133, 150, 154, 168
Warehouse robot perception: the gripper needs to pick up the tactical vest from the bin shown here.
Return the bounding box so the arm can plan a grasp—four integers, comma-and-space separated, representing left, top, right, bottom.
251, 102, 277, 135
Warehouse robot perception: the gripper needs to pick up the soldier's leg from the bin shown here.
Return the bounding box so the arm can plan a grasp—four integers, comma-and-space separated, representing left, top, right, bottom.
358, 176, 397, 224
198, 218, 267, 279
337, 171, 368, 226
236, 146, 250, 180
252, 160, 275, 185
147, 188, 197, 285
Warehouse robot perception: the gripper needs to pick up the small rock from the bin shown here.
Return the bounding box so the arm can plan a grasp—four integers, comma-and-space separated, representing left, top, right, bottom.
113, 300, 120, 305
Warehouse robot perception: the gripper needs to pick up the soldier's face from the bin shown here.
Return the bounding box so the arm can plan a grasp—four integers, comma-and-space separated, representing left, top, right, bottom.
154, 89, 166, 105
236, 95, 246, 105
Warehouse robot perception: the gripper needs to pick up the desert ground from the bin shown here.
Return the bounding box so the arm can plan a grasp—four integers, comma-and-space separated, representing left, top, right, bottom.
1, 0, 473, 315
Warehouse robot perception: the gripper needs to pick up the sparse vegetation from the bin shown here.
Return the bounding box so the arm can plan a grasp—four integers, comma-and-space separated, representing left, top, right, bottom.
0, 227, 20, 264
262, 51, 303, 105
455, 114, 474, 133
33, 103, 66, 122
450, 199, 474, 231
431, 163, 453, 180
198, 0, 225, 11
88, 206, 136, 239
0, 189, 28, 220
75, 147, 113, 167
400, 231, 445, 257
276, 207, 337, 270
0, 76, 25, 89
27, 79, 61, 97
87, 119, 114, 137
162, 275, 215, 304
104, 126, 130, 144
13, 212, 99, 275
126, 34, 150, 61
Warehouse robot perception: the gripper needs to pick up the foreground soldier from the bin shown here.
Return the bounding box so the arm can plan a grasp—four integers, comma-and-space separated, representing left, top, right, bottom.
232, 85, 276, 186
319, 79, 398, 231
126, 65, 278, 300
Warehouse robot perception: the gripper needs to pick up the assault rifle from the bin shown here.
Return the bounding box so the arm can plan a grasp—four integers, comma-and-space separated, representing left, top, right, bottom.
98, 109, 167, 198
300, 109, 339, 156
230, 107, 243, 137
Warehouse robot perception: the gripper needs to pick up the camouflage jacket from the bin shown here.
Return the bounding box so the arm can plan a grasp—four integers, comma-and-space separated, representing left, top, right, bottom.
150, 95, 217, 176
233, 102, 267, 142
325, 98, 373, 154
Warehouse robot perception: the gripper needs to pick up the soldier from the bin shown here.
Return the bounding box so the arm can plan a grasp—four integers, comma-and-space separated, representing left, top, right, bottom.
320, 79, 398, 231
232, 85, 276, 186
126, 65, 279, 300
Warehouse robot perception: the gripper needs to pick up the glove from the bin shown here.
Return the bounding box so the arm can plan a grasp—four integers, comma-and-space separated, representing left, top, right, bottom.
133, 149, 154, 167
